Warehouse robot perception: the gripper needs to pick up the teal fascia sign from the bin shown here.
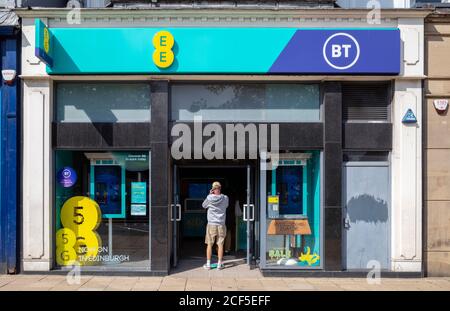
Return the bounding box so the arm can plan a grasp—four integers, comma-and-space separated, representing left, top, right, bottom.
36, 18, 400, 75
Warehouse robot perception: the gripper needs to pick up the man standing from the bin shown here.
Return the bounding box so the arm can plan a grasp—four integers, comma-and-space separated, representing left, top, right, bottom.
202, 181, 229, 270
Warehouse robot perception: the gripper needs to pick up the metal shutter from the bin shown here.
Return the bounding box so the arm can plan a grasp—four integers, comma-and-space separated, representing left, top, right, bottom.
343, 84, 390, 121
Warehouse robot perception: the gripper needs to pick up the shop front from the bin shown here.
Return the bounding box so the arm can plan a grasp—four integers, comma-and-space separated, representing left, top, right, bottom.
18, 8, 425, 275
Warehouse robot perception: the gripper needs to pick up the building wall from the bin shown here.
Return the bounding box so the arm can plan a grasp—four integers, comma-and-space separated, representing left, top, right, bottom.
424, 13, 450, 276
18, 8, 426, 273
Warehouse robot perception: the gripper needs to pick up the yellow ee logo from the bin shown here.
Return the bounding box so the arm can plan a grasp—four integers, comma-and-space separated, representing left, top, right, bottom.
152, 31, 174, 69
43, 27, 50, 54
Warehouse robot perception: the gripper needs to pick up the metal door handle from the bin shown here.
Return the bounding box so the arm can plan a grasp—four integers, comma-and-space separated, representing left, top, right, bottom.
176, 204, 182, 221
344, 215, 351, 229
249, 204, 255, 222
243, 204, 254, 222
170, 204, 175, 221
243, 204, 248, 221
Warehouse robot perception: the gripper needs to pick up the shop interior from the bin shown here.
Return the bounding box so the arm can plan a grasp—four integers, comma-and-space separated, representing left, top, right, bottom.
176, 166, 249, 263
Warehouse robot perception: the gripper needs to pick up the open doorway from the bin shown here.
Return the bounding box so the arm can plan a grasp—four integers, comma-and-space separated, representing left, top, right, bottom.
176, 166, 248, 263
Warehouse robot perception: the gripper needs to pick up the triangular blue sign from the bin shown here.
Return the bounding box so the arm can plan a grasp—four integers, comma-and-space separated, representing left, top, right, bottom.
402, 109, 417, 124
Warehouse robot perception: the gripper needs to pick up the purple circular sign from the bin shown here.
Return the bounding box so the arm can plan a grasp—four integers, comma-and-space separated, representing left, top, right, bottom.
57, 167, 77, 188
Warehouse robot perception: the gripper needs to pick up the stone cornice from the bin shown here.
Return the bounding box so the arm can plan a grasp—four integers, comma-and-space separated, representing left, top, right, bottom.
15, 8, 433, 21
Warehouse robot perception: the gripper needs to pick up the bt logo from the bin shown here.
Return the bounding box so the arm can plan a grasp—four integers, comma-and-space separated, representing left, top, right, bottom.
323, 33, 360, 70
62, 168, 72, 178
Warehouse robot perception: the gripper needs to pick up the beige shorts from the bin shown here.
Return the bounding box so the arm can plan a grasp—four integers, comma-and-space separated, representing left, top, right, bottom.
205, 224, 227, 246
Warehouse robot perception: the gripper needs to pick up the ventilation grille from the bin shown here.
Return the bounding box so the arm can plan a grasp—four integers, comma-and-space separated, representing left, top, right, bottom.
343, 84, 390, 121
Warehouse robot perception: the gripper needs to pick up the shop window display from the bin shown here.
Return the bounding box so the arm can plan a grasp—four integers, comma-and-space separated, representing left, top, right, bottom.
55, 151, 150, 270
266, 151, 321, 267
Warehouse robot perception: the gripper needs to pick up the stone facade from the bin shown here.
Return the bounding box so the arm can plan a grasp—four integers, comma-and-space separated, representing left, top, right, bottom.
424, 9, 450, 276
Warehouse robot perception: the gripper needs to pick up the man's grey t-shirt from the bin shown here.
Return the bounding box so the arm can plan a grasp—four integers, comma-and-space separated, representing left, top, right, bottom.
202, 194, 229, 225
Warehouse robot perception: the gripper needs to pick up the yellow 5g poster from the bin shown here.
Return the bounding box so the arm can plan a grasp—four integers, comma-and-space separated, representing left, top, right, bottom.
55, 196, 102, 266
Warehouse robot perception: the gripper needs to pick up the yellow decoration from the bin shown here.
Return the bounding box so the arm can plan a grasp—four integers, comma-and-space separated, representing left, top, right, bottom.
55, 228, 77, 266
60, 196, 101, 233
57, 196, 102, 265
152, 30, 175, 68
299, 246, 320, 266
43, 27, 50, 54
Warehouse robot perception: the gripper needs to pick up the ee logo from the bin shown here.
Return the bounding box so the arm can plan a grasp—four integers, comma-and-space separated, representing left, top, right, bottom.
152, 30, 174, 69
43, 27, 50, 54
323, 33, 360, 70
55, 196, 102, 266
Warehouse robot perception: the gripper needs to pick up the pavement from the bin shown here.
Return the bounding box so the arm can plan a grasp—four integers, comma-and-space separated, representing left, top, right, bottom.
1, 260, 449, 291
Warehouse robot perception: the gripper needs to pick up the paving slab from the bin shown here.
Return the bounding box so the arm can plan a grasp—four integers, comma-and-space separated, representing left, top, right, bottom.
0, 274, 448, 291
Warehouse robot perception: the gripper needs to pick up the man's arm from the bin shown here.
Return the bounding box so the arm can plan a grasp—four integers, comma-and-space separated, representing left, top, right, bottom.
202, 198, 210, 209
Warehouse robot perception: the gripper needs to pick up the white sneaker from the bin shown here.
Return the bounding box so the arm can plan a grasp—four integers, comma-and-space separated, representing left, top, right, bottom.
203, 263, 211, 270
217, 263, 225, 270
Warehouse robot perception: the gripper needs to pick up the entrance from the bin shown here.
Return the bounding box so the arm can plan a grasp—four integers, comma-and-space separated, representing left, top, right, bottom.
170, 164, 256, 270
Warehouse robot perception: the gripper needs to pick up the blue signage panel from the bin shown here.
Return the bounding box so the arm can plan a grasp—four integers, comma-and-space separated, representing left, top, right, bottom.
270, 29, 400, 74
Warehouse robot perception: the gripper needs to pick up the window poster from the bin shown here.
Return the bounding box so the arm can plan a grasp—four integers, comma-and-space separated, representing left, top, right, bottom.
131, 182, 147, 204
131, 182, 147, 216
94, 165, 123, 217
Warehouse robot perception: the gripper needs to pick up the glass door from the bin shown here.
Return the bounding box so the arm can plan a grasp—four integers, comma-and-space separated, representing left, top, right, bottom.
244, 164, 255, 265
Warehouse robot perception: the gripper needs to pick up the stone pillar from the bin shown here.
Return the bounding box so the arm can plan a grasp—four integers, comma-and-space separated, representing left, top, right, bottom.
323, 82, 343, 271
391, 80, 422, 272
21, 18, 53, 271
150, 81, 170, 273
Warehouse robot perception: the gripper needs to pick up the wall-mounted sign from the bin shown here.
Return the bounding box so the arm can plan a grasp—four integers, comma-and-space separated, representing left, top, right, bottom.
402, 108, 417, 124
434, 99, 449, 112
35, 19, 53, 66
2, 69, 16, 84
40, 23, 400, 75
267, 219, 311, 235
57, 167, 77, 188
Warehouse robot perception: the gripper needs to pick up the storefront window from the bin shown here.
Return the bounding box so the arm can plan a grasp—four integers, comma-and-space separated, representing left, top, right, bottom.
54, 150, 150, 270
171, 83, 320, 122
265, 151, 321, 268
56, 83, 151, 123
